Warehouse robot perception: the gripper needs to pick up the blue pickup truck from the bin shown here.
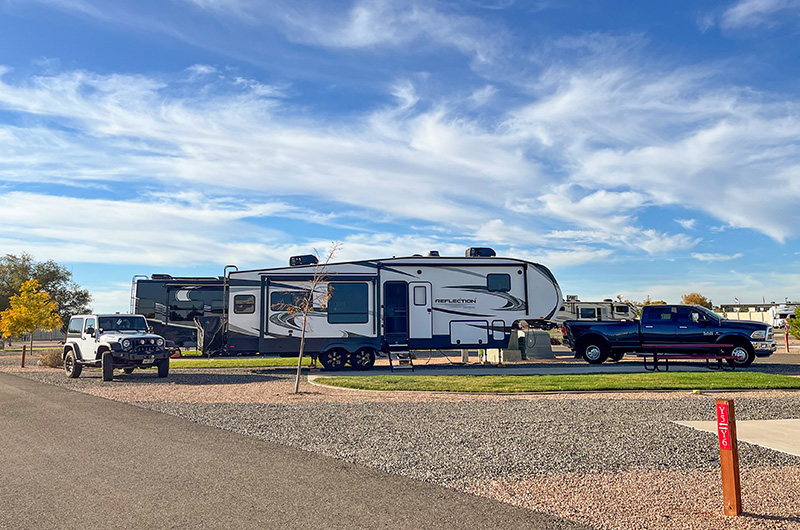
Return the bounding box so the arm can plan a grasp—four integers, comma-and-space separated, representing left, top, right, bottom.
563, 305, 776, 367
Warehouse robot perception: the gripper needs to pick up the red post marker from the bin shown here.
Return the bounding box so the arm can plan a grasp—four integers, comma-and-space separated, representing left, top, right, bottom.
21, 344, 26, 368
716, 399, 742, 516
786, 328, 790, 353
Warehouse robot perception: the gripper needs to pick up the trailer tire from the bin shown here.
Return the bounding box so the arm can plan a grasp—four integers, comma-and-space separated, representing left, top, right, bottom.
727, 340, 755, 368
123, 367, 135, 374
102, 352, 114, 381
579, 339, 608, 364
350, 348, 376, 370
65, 350, 82, 378
320, 348, 348, 371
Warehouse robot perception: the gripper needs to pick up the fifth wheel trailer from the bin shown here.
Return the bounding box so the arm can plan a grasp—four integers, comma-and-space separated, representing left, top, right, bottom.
219, 249, 563, 370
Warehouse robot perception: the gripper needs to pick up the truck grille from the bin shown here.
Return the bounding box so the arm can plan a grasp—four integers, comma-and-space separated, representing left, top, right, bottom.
133, 345, 158, 353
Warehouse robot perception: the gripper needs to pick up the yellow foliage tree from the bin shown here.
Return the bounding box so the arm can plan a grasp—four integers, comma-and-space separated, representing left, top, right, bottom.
681, 292, 713, 309
0, 279, 62, 351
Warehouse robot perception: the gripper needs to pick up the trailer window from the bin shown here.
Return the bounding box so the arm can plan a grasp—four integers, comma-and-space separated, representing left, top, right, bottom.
614, 306, 629, 314
413, 286, 427, 306
233, 295, 256, 314
487, 274, 511, 292
579, 308, 597, 319
328, 283, 369, 324
67, 317, 84, 336
271, 291, 310, 311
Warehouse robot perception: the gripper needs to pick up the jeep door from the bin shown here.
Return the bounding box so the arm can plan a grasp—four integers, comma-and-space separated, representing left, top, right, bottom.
80, 317, 98, 360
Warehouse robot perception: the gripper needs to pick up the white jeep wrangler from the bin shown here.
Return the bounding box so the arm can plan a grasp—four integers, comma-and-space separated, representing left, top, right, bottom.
63, 314, 171, 381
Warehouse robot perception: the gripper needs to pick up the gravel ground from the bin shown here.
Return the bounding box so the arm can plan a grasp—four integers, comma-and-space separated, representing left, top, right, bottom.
4, 360, 800, 529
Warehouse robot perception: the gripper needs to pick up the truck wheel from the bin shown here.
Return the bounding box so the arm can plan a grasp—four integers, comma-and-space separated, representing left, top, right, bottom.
727, 342, 755, 368
123, 367, 135, 374
579, 340, 608, 364
350, 348, 376, 370
65, 351, 82, 379
319, 349, 347, 371
101, 352, 114, 381
157, 359, 170, 378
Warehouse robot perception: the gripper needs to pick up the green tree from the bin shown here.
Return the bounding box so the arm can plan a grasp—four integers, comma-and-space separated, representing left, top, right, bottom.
789, 307, 800, 341
0, 280, 62, 351
681, 292, 712, 309
0, 253, 91, 333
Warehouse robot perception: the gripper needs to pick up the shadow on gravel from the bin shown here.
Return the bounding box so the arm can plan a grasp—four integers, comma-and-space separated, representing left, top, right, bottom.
742, 513, 800, 525
76, 371, 288, 385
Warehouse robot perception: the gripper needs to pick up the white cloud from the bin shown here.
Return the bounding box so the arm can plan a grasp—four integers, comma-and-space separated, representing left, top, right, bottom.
691, 252, 744, 262
720, 0, 800, 29
675, 219, 696, 230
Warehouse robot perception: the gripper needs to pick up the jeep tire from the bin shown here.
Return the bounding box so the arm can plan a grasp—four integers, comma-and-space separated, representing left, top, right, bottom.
101, 352, 114, 381
157, 359, 169, 378
65, 350, 82, 379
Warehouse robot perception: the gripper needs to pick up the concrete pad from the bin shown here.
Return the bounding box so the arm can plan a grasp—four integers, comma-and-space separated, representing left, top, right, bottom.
675, 419, 800, 457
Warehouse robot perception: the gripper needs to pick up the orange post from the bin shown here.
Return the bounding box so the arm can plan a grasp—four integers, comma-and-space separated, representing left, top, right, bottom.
21, 344, 26, 368
786, 328, 790, 353
716, 399, 742, 516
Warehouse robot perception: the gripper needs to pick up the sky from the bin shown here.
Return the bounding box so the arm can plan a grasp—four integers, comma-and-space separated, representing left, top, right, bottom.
1, 0, 799, 313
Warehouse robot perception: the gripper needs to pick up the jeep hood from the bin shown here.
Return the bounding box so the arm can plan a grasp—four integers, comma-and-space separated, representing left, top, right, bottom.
100, 331, 163, 341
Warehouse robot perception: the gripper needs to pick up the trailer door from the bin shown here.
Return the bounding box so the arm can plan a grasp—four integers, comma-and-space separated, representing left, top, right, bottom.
384, 281, 409, 346
408, 282, 432, 339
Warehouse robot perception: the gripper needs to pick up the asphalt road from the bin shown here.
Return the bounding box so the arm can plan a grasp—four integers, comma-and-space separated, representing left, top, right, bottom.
0, 373, 587, 530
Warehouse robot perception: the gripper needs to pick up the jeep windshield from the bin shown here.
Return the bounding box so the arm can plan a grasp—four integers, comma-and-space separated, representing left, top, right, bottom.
98, 316, 148, 332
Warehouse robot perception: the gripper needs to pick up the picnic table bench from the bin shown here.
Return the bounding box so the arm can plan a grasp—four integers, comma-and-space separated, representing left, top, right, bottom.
631, 343, 737, 371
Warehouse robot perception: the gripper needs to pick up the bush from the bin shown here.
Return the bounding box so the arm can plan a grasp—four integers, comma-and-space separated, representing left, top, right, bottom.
38, 348, 64, 368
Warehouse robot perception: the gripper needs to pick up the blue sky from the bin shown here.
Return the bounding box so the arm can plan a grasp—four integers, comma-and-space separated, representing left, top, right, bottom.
1, 0, 799, 313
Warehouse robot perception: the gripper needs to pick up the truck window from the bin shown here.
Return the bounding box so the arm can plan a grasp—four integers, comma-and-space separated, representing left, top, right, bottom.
328, 283, 369, 324
67, 317, 84, 336
233, 295, 256, 314
487, 274, 511, 292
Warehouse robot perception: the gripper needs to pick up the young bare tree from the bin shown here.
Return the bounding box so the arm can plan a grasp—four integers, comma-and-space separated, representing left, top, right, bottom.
276, 243, 341, 394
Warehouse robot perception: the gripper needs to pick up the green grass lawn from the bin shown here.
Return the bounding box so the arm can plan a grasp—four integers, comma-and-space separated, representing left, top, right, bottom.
315, 372, 800, 393
170, 356, 314, 369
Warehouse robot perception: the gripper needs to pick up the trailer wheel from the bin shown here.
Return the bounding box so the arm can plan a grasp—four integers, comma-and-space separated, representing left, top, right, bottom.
727, 341, 755, 368
101, 352, 114, 381
123, 367, 135, 374
320, 349, 347, 371
65, 350, 82, 379
579, 339, 608, 364
350, 348, 376, 370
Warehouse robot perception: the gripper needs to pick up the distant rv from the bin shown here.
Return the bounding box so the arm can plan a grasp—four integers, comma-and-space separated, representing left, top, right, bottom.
557, 296, 637, 323
770, 304, 798, 329
131, 274, 225, 347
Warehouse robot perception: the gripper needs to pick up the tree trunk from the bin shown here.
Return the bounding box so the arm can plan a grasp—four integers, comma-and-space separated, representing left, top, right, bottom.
293, 318, 308, 394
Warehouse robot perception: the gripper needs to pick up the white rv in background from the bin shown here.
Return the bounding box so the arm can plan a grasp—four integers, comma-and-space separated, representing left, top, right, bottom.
771, 304, 798, 328
556, 296, 637, 323
219, 249, 563, 370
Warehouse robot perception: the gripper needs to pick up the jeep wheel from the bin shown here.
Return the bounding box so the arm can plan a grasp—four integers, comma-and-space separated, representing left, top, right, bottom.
579, 339, 608, 364
123, 367, 135, 374
101, 352, 114, 381
157, 359, 170, 378
65, 351, 82, 379
727, 341, 755, 368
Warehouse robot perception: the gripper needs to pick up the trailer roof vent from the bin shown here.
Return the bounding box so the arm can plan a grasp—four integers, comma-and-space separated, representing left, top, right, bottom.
465, 247, 496, 257
289, 254, 319, 267
151, 274, 173, 280
428, 250, 440, 257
